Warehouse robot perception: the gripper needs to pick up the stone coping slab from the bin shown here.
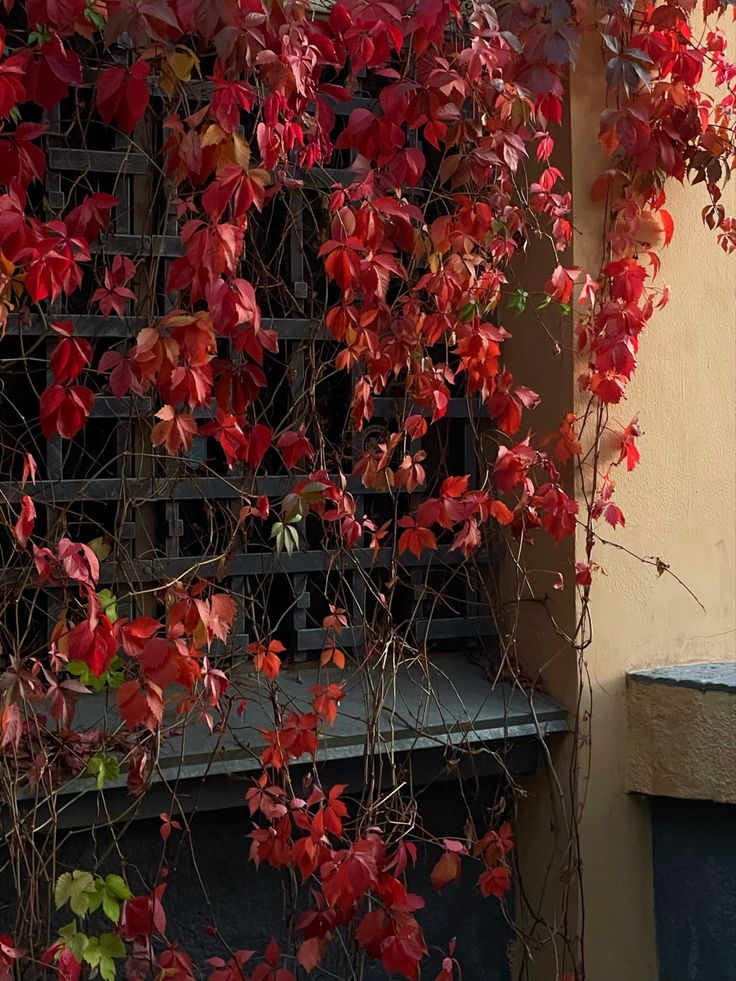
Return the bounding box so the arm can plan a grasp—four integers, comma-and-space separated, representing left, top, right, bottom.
627, 661, 736, 804
628, 661, 736, 693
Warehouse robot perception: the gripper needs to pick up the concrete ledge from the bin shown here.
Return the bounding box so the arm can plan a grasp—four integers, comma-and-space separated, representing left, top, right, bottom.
627, 662, 736, 804
14, 654, 568, 828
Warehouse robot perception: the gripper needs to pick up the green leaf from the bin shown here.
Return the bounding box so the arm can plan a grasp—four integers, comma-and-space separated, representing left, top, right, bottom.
87, 884, 103, 915
457, 301, 477, 323
507, 289, 528, 314
97, 589, 118, 623
83, 933, 126, 981
83, 0, 105, 28
28, 26, 51, 45
55, 870, 97, 916
280, 493, 305, 523
58, 922, 89, 962
104, 874, 132, 900
96, 875, 132, 924
271, 521, 300, 555
67, 656, 125, 691
86, 753, 120, 791
297, 481, 329, 503
87, 537, 111, 562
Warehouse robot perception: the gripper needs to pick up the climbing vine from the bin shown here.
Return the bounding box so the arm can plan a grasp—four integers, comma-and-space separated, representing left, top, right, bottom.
0, 0, 734, 978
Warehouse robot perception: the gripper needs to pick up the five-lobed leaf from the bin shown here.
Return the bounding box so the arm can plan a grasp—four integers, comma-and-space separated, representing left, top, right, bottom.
55, 871, 97, 917
82, 932, 126, 981
85, 753, 120, 792
97, 875, 132, 923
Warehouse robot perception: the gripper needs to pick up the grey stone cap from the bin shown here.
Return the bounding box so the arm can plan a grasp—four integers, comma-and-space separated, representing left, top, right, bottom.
628, 662, 736, 694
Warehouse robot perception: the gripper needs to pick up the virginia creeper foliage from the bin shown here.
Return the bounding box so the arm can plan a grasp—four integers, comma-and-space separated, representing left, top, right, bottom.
0, 0, 734, 977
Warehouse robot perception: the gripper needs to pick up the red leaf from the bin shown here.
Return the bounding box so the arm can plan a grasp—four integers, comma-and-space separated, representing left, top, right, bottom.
379, 924, 427, 981
545, 264, 581, 304
67, 616, 117, 676
493, 445, 531, 493
490, 500, 514, 525
21, 453, 37, 489
248, 639, 285, 680
120, 616, 161, 658
478, 865, 511, 898
92, 255, 136, 316
276, 428, 316, 470
96, 61, 150, 134
119, 884, 167, 941
616, 415, 643, 471
599, 501, 626, 528
117, 679, 164, 732
42, 944, 80, 981
0, 936, 25, 981
137, 637, 179, 688
430, 851, 462, 891
22, 37, 81, 112
65, 192, 117, 242
13, 495, 35, 548
151, 406, 198, 455
659, 209, 674, 246
45, 675, 88, 728
159, 812, 181, 842
0, 53, 26, 119
404, 414, 428, 439
39, 384, 94, 439
575, 562, 595, 586
0, 704, 23, 750
397, 517, 437, 558
98, 350, 136, 398
533, 483, 579, 542
50, 332, 92, 384
440, 475, 469, 498
57, 537, 99, 585
296, 938, 323, 974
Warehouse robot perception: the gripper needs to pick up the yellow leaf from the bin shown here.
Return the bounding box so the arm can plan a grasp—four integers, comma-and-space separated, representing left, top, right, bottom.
160, 48, 199, 97
248, 168, 272, 186
200, 123, 228, 147
87, 536, 111, 562
231, 133, 251, 171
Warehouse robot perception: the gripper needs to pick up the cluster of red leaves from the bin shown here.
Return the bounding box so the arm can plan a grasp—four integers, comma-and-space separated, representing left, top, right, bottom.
430, 821, 514, 901
5, 490, 235, 786
1, 0, 589, 563
29, 796, 508, 981
584, 0, 736, 403
2, 0, 732, 574
246, 767, 485, 980
40, 321, 94, 438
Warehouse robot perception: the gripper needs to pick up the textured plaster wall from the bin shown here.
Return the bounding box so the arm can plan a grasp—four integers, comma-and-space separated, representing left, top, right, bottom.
566, 24, 736, 981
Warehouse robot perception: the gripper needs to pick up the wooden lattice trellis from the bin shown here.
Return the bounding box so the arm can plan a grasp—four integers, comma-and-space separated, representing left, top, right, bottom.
0, 68, 500, 669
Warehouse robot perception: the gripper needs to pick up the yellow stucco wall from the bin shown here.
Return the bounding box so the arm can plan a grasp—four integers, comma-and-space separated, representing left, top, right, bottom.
572, 30, 736, 981
569, 27, 736, 981
515, 24, 736, 981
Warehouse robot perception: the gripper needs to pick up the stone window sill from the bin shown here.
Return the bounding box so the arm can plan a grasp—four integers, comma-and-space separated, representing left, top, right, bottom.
18, 654, 567, 827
